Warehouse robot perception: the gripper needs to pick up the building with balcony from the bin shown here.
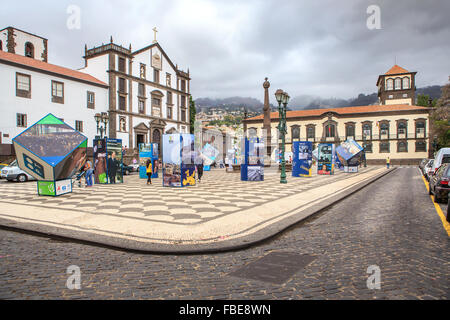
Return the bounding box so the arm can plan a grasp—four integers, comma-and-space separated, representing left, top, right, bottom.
243, 66, 431, 165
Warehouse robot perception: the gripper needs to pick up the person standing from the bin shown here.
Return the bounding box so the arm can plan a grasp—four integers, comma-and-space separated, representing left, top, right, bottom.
196, 156, 204, 182
85, 159, 94, 187
107, 152, 118, 184
146, 159, 152, 185
386, 157, 390, 169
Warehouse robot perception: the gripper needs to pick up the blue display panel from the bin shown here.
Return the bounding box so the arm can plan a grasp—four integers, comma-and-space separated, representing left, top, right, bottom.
241, 137, 264, 181
139, 143, 159, 179
293, 141, 313, 177
317, 143, 335, 175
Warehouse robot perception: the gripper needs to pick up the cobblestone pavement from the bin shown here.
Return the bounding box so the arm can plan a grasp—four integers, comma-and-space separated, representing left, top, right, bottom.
0, 167, 448, 300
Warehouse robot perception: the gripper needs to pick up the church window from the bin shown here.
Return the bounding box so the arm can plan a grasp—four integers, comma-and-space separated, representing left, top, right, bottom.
153, 69, 160, 83
119, 95, 126, 110
181, 80, 186, 92
118, 57, 126, 72
119, 78, 126, 93
138, 83, 145, 97
379, 142, 390, 153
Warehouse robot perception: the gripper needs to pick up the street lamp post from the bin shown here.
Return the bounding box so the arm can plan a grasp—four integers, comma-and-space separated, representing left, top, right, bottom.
95, 112, 109, 139
275, 89, 289, 184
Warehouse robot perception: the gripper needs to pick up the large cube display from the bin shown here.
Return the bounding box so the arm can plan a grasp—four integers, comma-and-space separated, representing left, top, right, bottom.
317, 143, 335, 175
12, 114, 87, 196
292, 141, 313, 177
241, 137, 264, 181
162, 134, 196, 187
139, 143, 159, 179
335, 139, 364, 172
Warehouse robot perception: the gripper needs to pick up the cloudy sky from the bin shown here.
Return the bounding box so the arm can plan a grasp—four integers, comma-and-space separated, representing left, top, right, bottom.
1, 0, 449, 104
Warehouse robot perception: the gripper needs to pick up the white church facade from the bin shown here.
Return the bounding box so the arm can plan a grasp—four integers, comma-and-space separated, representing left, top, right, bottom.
0, 26, 192, 159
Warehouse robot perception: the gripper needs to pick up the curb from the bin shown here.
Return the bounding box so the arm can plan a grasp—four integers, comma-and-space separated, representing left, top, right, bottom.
0, 168, 397, 254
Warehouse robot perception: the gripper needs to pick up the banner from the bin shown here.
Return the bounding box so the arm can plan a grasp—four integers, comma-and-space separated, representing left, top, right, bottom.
293, 141, 313, 177
317, 143, 335, 175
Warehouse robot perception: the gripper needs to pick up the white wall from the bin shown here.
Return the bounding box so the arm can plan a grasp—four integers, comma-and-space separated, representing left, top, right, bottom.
79, 54, 109, 84
0, 63, 108, 147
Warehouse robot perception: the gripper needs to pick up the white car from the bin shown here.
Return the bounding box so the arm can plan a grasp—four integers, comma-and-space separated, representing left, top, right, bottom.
423, 159, 434, 181
0, 160, 36, 182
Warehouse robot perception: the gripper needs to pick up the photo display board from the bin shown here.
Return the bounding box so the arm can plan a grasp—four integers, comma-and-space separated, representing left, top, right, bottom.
162, 134, 196, 187
317, 143, 335, 175
12, 114, 87, 196
139, 143, 159, 179
93, 138, 123, 184
241, 137, 264, 181
293, 141, 313, 177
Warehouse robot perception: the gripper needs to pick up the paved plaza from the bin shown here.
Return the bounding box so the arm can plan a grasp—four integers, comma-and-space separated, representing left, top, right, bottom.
0, 166, 390, 252
0, 168, 448, 300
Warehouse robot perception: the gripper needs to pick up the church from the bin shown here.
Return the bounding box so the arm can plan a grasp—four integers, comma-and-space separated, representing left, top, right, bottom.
79, 28, 191, 155
244, 65, 431, 165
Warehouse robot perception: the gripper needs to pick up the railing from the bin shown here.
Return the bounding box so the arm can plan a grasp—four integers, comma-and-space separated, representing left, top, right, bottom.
86, 43, 131, 57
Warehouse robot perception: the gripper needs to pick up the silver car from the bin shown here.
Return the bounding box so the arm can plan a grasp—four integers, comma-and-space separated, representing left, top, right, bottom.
1, 160, 36, 182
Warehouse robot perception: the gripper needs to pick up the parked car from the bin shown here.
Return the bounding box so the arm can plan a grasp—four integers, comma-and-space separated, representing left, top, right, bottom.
129, 163, 140, 172
419, 158, 430, 174
120, 163, 134, 175
0, 160, 36, 182
428, 163, 450, 203
431, 147, 450, 176
423, 159, 435, 181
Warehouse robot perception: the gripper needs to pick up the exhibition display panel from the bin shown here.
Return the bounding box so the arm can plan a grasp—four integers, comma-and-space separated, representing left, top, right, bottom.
139, 143, 159, 179
240, 137, 264, 181
335, 139, 364, 173
93, 138, 123, 184
162, 134, 196, 187
12, 113, 87, 196
292, 141, 313, 177
317, 143, 335, 175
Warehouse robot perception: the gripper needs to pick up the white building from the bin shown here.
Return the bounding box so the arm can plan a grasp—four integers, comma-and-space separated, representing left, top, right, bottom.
0, 27, 109, 153
79, 36, 192, 154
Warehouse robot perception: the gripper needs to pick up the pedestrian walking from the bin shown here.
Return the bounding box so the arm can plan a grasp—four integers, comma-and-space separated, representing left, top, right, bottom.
386, 157, 390, 169
146, 159, 152, 185
85, 159, 94, 187
196, 157, 204, 182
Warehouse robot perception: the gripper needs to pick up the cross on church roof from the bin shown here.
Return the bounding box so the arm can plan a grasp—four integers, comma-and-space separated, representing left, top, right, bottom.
152, 27, 158, 43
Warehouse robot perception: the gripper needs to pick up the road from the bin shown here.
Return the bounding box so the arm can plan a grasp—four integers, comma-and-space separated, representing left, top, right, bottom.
0, 167, 448, 300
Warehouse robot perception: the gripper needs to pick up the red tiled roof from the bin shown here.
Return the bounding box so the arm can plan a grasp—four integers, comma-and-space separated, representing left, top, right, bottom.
0, 50, 107, 87
246, 104, 430, 121
385, 65, 409, 75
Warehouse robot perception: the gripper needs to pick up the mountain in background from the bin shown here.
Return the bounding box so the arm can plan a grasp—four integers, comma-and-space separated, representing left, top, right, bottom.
195, 85, 443, 113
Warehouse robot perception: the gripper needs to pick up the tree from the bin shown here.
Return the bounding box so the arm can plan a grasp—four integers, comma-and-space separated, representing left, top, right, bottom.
417, 93, 437, 107
430, 82, 450, 149
189, 96, 196, 134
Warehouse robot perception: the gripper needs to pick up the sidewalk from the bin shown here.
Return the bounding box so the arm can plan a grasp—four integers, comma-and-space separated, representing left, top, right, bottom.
0, 166, 394, 253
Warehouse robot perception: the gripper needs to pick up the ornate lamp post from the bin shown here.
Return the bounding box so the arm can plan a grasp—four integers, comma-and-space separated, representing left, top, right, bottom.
95, 112, 109, 139
275, 89, 289, 184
